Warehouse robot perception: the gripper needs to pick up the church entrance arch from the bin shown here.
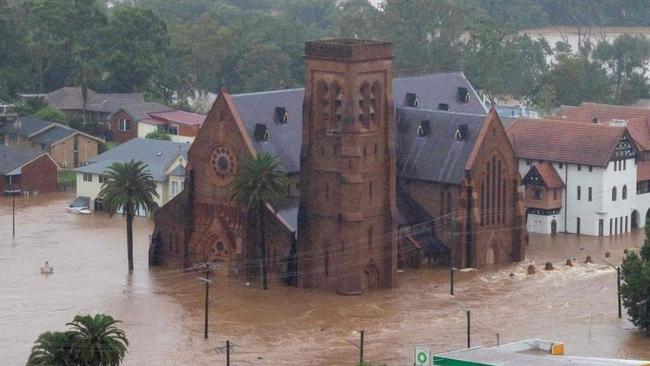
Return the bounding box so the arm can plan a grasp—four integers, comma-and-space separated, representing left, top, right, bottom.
362, 263, 379, 290
199, 233, 231, 275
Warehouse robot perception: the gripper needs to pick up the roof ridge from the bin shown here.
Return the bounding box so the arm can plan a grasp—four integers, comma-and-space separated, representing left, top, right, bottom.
398, 106, 486, 118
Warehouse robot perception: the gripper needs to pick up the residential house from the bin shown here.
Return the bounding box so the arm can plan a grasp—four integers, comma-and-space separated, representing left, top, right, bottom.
509, 118, 638, 236
0, 100, 17, 124
138, 110, 206, 143
150, 39, 527, 293
107, 102, 174, 143
74, 138, 189, 214
0, 145, 58, 194
1, 117, 102, 168
43, 86, 144, 124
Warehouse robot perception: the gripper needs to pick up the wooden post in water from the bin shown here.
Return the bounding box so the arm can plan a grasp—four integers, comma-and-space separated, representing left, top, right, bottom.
617, 266, 622, 319
467, 310, 471, 348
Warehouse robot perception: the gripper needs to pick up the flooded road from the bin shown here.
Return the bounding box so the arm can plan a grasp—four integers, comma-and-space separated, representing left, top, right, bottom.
2, 193, 650, 365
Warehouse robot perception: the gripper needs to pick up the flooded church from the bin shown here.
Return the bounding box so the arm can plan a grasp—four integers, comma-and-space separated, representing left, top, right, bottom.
150, 39, 527, 294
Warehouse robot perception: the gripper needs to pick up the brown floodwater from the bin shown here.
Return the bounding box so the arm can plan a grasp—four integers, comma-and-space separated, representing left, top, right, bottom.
2, 193, 650, 365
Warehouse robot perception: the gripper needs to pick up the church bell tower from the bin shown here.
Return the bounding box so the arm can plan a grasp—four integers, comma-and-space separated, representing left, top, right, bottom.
298, 39, 398, 294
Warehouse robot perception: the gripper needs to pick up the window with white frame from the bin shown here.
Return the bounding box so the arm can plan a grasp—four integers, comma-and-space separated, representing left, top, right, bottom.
82, 173, 93, 182
168, 124, 179, 135
171, 181, 180, 196
118, 119, 131, 131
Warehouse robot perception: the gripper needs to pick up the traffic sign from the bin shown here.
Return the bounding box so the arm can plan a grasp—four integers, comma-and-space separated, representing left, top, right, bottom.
414, 346, 430, 366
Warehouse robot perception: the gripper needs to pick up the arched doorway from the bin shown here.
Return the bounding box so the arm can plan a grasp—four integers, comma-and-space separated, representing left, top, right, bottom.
362, 263, 379, 290
632, 210, 640, 229
551, 220, 557, 235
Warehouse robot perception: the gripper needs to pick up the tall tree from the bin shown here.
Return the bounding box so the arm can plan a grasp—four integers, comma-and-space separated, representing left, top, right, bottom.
231, 153, 289, 290
102, 6, 172, 92
27, 331, 77, 366
67, 314, 129, 366
99, 160, 159, 272
543, 54, 613, 107
621, 222, 650, 336
593, 34, 650, 104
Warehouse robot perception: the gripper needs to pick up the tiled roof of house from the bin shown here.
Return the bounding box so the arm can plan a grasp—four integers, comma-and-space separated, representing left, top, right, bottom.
30, 125, 76, 146
397, 108, 487, 184
120, 102, 175, 122
532, 162, 564, 189
45, 87, 143, 113
74, 138, 189, 181
508, 118, 626, 167
2, 116, 53, 137
148, 110, 206, 126
0, 145, 48, 175
228, 73, 486, 174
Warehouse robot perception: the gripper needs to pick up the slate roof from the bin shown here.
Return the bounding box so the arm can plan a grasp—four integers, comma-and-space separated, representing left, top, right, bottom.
273, 196, 299, 232
508, 118, 627, 167
120, 102, 175, 122
30, 126, 76, 146
228, 73, 485, 174
45, 87, 144, 113
396, 108, 487, 184
0, 145, 48, 175
74, 138, 189, 181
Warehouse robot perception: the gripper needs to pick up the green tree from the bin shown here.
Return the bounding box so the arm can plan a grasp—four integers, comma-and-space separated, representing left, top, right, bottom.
102, 6, 172, 93
463, 21, 551, 102
27, 331, 77, 366
99, 160, 159, 272
621, 222, 650, 336
33, 106, 66, 123
593, 34, 650, 104
543, 54, 613, 107
231, 153, 289, 289
145, 129, 172, 141
67, 314, 129, 366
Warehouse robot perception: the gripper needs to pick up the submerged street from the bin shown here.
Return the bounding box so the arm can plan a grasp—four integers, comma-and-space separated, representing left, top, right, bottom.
2, 193, 650, 365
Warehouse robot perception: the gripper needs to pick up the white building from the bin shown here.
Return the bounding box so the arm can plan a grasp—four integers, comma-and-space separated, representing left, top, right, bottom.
74, 138, 189, 215
509, 118, 641, 236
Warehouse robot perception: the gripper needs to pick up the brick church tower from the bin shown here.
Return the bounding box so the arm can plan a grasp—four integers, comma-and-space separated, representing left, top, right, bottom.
298, 39, 398, 294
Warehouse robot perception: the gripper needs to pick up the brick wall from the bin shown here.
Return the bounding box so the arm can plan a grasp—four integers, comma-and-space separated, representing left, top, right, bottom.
109, 110, 138, 143
19, 154, 58, 193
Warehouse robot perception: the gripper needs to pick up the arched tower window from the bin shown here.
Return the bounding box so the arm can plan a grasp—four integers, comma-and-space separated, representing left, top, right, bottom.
330, 82, 342, 131
317, 80, 329, 126
622, 185, 627, 200
359, 82, 371, 127
371, 81, 381, 126
612, 186, 617, 201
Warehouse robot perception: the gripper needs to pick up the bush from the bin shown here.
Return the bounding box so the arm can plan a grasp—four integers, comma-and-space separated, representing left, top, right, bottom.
621, 222, 650, 336
146, 129, 172, 141
33, 106, 66, 123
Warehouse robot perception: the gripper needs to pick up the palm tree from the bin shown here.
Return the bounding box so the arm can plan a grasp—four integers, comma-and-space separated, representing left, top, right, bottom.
27, 331, 76, 366
99, 160, 159, 272
231, 153, 289, 289
66, 314, 129, 366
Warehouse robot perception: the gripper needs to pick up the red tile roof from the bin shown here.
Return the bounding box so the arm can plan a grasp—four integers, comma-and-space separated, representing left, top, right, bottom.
638, 161, 650, 181
508, 118, 626, 167
533, 162, 564, 189
148, 110, 206, 126
553, 103, 650, 151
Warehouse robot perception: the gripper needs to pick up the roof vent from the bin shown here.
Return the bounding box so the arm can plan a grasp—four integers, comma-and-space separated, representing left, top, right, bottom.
405, 93, 419, 108
457, 87, 469, 103
275, 107, 288, 124
254, 123, 270, 141
416, 120, 430, 137
609, 118, 627, 127
591, 117, 598, 123
455, 124, 468, 141
157, 152, 163, 156
438, 103, 449, 111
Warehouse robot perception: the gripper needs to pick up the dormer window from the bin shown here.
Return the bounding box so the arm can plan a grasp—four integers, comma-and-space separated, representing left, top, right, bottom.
438, 103, 449, 111
454, 124, 468, 141
416, 120, 430, 137
275, 107, 288, 124
406, 93, 418, 107
254, 123, 270, 141
457, 87, 469, 103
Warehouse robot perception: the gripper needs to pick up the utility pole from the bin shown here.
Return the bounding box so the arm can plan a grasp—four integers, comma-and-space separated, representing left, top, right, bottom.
5, 188, 21, 239
226, 340, 230, 366
617, 266, 622, 319
359, 330, 364, 365
466, 310, 471, 348
199, 263, 213, 339
450, 218, 456, 296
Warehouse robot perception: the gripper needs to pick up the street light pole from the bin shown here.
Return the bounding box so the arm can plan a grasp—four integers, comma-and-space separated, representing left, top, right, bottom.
198, 263, 213, 339
359, 330, 364, 365
617, 266, 622, 319
4, 188, 21, 239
